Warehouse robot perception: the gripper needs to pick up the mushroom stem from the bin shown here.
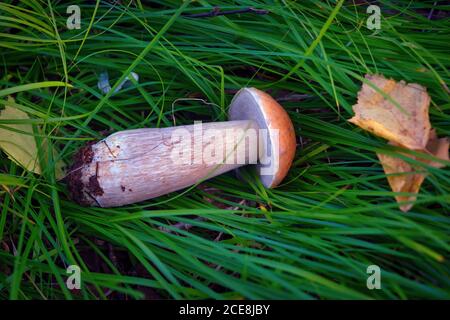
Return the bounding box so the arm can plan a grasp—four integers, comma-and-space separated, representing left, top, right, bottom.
68, 120, 260, 207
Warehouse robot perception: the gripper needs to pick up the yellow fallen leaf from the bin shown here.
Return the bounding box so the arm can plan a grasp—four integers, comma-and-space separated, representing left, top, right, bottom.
377, 130, 449, 212
377, 150, 425, 212
349, 74, 431, 150
0, 97, 66, 179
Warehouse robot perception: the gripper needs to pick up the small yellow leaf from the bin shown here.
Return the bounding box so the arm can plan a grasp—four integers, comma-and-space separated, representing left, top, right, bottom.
349, 74, 431, 150
377, 150, 425, 212
0, 97, 66, 179
377, 131, 449, 212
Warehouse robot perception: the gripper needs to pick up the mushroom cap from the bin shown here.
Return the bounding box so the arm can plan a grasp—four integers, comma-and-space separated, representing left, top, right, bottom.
228, 87, 296, 188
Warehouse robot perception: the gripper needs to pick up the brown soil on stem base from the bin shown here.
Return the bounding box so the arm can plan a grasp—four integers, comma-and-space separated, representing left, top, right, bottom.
67, 142, 103, 206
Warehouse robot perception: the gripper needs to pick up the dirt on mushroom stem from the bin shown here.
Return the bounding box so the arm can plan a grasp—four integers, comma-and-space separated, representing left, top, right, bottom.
66, 141, 103, 205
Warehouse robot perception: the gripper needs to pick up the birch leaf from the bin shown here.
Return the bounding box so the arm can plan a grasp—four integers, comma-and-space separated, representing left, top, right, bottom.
377, 131, 449, 212
349, 74, 431, 150
0, 97, 66, 179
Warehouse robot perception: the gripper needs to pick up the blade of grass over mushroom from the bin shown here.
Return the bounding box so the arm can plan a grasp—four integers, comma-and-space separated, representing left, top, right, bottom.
0, 0, 449, 299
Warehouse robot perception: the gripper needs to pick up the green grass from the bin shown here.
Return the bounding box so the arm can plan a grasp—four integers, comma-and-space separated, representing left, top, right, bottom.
0, 0, 449, 299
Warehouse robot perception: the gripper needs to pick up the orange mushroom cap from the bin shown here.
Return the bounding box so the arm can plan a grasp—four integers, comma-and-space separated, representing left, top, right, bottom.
228, 87, 297, 188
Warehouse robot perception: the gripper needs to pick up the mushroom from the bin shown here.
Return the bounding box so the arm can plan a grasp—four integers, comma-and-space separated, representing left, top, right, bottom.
67, 88, 296, 207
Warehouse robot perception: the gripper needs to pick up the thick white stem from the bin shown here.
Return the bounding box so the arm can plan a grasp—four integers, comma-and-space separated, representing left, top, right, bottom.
68, 120, 259, 207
